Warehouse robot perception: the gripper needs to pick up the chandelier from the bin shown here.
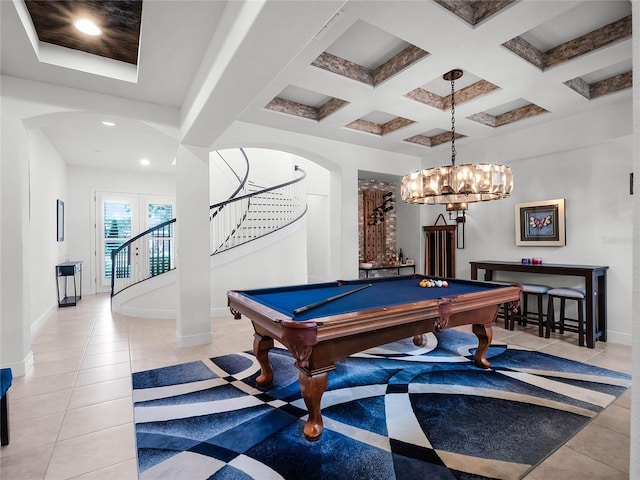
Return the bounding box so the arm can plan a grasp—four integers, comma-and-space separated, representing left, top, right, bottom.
401, 69, 513, 206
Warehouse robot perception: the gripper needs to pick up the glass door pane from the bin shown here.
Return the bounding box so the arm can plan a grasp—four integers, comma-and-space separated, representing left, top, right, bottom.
97, 193, 138, 291
144, 198, 175, 277
105, 201, 132, 280
96, 193, 175, 293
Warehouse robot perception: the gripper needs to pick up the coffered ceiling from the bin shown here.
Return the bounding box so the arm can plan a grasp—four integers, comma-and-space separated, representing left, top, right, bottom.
0, 0, 633, 173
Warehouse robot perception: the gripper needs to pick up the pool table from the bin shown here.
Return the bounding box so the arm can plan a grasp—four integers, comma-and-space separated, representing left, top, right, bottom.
227, 274, 521, 441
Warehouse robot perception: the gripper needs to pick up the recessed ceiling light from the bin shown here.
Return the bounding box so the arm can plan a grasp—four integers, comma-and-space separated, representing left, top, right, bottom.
140, 159, 150, 166
74, 19, 102, 36
101, 121, 116, 127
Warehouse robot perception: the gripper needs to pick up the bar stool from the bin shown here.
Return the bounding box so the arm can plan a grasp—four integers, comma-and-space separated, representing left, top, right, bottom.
546, 287, 586, 346
494, 282, 520, 328
507, 284, 552, 337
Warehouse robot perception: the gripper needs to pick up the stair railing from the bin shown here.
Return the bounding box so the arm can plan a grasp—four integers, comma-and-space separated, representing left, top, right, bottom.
111, 149, 249, 297
110, 158, 307, 298
210, 166, 307, 255
110, 219, 176, 297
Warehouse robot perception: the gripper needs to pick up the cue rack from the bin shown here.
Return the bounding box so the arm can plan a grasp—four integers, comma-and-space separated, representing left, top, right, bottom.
423, 214, 456, 278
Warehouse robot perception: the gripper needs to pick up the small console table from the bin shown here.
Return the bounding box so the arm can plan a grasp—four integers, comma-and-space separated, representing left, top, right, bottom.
470, 260, 608, 348
359, 264, 416, 278
56, 261, 83, 307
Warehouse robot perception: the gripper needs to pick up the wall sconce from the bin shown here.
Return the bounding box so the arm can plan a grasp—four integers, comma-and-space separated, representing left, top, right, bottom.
446, 202, 468, 249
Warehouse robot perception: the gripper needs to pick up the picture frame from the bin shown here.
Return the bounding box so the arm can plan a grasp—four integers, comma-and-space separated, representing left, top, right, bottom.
515, 198, 565, 246
57, 199, 64, 242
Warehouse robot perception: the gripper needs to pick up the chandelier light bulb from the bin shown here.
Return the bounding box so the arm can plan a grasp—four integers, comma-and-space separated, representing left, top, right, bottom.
74, 19, 102, 36
401, 69, 513, 206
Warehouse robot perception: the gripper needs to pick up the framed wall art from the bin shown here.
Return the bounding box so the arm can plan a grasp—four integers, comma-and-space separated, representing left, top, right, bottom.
57, 199, 64, 242
515, 198, 565, 246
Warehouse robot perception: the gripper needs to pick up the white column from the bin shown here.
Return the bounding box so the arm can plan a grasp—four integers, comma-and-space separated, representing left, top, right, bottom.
331, 167, 359, 280
175, 144, 212, 347
0, 114, 32, 375
630, 1, 639, 477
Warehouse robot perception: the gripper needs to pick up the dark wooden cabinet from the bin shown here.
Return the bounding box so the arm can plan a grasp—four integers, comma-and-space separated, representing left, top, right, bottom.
423, 225, 456, 277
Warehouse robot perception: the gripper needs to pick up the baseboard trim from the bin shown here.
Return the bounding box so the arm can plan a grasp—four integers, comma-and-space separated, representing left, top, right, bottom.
31, 303, 57, 336
120, 305, 176, 319
605, 330, 631, 346
175, 331, 212, 348
211, 307, 231, 317
2, 351, 34, 377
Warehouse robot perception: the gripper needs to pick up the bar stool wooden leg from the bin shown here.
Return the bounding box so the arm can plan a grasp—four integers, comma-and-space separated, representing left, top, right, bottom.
545, 296, 554, 338
536, 293, 544, 337
520, 295, 529, 326
578, 299, 585, 347
503, 304, 511, 330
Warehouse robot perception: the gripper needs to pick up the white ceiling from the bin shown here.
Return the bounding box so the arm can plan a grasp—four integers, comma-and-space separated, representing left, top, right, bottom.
0, 0, 633, 174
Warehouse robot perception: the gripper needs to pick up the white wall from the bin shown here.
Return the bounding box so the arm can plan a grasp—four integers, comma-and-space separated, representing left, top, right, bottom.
114, 148, 313, 317
210, 148, 246, 204
28, 129, 68, 332
66, 166, 176, 295
211, 220, 308, 315
394, 181, 422, 271
450, 137, 632, 344
415, 100, 633, 345
214, 121, 422, 282
297, 156, 330, 283
1, 100, 33, 375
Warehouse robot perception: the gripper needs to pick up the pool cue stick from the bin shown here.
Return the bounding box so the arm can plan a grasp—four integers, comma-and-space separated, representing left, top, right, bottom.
293, 283, 372, 316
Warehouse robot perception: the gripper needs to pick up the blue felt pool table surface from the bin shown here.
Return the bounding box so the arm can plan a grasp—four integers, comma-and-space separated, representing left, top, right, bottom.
236, 275, 511, 322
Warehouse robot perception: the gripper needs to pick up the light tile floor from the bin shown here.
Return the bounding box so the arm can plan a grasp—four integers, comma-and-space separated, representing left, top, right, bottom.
0, 294, 632, 479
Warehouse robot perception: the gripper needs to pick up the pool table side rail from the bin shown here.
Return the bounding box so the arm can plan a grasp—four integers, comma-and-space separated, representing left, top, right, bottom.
227, 284, 522, 342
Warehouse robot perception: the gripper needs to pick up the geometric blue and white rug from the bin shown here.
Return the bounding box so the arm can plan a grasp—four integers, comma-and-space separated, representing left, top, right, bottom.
132, 329, 631, 480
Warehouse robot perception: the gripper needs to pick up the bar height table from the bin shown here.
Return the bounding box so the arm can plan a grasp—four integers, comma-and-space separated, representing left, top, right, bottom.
469, 261, 608, 348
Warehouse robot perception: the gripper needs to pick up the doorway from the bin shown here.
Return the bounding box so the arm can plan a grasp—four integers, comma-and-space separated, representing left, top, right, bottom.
96, 192, 175, 292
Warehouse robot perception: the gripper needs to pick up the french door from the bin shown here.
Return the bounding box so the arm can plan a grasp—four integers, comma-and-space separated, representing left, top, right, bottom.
96, 192, 175, 292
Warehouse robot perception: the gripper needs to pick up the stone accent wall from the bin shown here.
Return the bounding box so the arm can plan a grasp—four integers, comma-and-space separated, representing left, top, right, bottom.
566, 71, 633, 100
373, 45, 429, 85
358, 179, 397, 266
545, 16, 631, 70
265, 96, 348, 121
346, 117, 415, 136
467, 104, 547, 128
434, 0, 514, 25
503, 16, 631, 72
312, 52, 373, 85
406, 80, 499, 111
589, 71, 632, 99
494, 104, 548, 127
404, 131, 464, 148
312, 45, 428, 87
502, 37, 544, 70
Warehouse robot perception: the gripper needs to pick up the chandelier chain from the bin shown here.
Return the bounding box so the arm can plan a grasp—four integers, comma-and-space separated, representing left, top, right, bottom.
450, 76, 456, 166
399, 68, 513, 206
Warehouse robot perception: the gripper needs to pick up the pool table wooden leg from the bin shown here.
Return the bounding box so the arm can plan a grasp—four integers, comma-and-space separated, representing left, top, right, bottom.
472, 323, 493, 369
299, 371, 328, 441
253, 333, 274, 387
